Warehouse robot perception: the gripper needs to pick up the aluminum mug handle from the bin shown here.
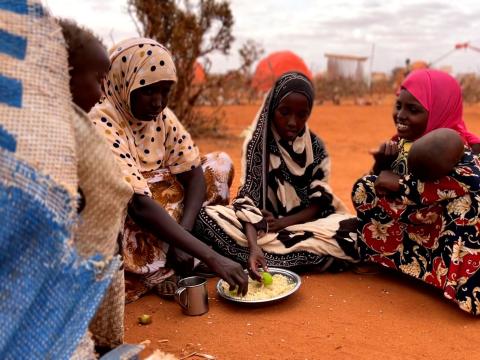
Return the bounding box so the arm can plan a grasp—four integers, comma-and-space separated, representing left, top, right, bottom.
175, 287, 188, 309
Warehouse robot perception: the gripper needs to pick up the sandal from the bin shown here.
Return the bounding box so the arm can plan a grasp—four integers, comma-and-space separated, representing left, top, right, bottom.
154, 275, 179, 298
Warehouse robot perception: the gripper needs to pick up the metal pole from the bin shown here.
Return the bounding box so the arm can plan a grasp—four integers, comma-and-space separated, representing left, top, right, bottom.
369, 43, 375, 90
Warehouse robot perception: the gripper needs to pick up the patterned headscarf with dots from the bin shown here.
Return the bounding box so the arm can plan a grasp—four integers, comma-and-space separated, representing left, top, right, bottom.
89, 38, 200, 196
105, 37, 177, 123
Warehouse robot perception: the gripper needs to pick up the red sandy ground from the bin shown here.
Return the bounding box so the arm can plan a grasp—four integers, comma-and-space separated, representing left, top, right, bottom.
125, 99, 480, 360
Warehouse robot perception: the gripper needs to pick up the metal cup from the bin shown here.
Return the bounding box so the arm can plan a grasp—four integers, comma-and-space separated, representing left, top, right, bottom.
175, 276, 209, 316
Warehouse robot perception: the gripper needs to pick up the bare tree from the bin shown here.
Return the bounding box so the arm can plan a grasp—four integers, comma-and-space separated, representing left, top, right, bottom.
128, 0, 234, 135
238, 39, 264, 76
238, 40, 264, 103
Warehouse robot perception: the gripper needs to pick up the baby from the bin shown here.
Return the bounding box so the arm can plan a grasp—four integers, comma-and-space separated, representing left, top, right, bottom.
407, 128, 465, 181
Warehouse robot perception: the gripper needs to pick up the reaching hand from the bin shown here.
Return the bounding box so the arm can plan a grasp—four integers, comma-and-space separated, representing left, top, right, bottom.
374, 170, 401, 196
261, 210, 286, 233
207, 255, 249, 296
247, 245, 268, 281
370, 141, 399, 174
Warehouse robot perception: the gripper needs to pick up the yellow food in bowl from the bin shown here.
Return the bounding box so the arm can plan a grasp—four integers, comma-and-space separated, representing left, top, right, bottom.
223, 274, 295, 301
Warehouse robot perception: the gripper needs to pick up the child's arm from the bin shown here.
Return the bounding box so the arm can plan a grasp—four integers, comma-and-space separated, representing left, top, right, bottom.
262, 204, 325, 231
231, 197, 268, 280
375, 170, 473, 206
399, 151, 480, 205
471, 143, 480, 155
374, 170, 401, 196
244, 222, 268, 281
129, 194, 249, 295
168, 166, 206, 272
397, 175, 469, 206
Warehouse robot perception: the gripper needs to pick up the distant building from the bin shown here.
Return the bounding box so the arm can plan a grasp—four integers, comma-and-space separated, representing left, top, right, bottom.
324, 53, 368, 82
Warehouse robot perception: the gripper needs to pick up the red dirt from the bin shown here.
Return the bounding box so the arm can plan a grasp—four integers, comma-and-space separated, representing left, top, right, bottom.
125, 99, 480, 360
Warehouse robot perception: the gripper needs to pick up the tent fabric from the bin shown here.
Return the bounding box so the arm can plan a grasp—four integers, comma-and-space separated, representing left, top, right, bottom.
193, 61, 206, 85
252, 51, 313, 92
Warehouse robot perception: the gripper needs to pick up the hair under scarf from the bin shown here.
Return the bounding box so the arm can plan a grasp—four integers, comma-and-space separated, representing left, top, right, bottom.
269, 73, 314, 115
401, 69, 480, 145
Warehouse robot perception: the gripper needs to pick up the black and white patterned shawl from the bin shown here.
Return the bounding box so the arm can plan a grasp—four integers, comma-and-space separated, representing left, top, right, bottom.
237, 72, 333, 217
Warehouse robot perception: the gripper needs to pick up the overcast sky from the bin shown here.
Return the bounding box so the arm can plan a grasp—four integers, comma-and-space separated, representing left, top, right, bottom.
44, 0, 480, 75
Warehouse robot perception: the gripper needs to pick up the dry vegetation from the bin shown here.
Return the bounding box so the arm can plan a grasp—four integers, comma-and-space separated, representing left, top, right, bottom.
128, 0, 480, 137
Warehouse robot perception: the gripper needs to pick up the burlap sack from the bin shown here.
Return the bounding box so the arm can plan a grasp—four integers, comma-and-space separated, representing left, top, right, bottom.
0, 0, 77, 192
0, 1, 128, 358
72, 106, 132, 348
72, 105, 132, 260
89, 269, 126, 348
69, 332, 97, 360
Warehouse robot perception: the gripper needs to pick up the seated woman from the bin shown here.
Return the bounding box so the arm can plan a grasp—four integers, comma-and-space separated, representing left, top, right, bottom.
352, 69, 480, 315
194, 72, 358, 280
89, 38, 247, 303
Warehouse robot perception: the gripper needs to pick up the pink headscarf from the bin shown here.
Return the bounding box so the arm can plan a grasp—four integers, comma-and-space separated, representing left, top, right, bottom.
401, 69, 480, 145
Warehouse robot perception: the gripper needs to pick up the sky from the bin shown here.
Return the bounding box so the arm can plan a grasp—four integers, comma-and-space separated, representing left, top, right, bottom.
44, 0, 480, 75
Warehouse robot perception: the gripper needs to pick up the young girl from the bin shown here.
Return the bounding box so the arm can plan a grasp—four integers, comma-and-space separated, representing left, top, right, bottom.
89, 38, 248, 303
352, 69, 480, 315
194, 72, 358, 280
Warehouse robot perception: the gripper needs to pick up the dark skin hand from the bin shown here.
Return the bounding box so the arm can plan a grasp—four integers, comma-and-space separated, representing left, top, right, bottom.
245, 222, 268, 281
471, 143, 480, 155
370, 140, 399, 175
129, 194, 248, 295
167, 166, 206, 272
261, 203, 323, 233
374, 170, 401, 197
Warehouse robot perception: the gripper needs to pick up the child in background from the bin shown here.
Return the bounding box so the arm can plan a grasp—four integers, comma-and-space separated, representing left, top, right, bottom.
58, 18, 110, 113
58, 18, 132, 354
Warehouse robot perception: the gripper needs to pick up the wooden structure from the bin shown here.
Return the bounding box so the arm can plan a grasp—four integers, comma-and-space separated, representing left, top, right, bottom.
325, 53, 368, 82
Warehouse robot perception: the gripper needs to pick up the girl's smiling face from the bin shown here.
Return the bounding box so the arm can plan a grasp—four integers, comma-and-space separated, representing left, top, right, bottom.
393, 89, 429, 141
273, 92, 311, 141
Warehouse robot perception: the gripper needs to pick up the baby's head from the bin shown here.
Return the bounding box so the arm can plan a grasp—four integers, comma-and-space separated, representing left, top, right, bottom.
58, 18, 109, 112
408, 128, 464, 181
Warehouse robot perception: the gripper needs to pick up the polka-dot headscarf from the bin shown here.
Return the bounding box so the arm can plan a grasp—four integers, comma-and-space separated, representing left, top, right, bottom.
105, 37, 177, 121
89, 38, 200, 196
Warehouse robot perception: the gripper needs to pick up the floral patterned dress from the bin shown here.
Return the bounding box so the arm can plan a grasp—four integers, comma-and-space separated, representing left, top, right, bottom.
352, 148, 480, 315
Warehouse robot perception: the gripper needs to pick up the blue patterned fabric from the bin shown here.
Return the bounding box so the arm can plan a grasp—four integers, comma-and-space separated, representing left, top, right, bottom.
0, 0, 120, 357
0, 126, 120, 358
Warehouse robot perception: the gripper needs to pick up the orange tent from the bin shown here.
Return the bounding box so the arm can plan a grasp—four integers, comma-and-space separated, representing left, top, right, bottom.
252, 51, 313, 92
193, 62, 206, 85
